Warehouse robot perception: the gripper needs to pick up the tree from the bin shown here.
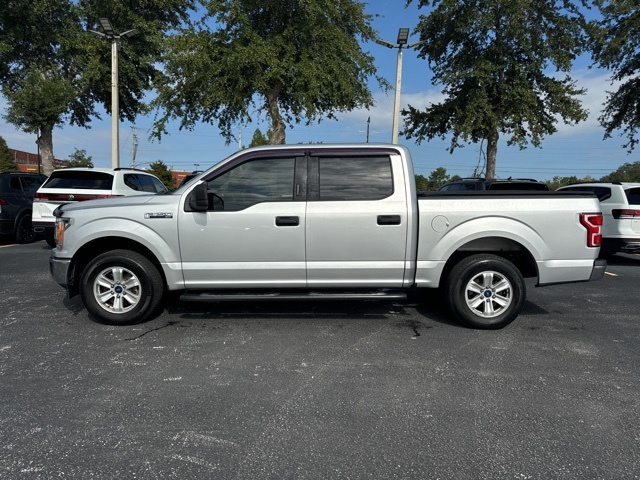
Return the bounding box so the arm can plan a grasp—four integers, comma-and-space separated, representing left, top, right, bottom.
591, 1, 640, 152
545, 175, 596, 190
0, 136, 19, 172
249, 129, 271, 148
0, 0, 195, 175
66, 148, 93, 168
600, 161, 640, 182
152, 0, 386, 145
148, 160, 176, 189
404, 0, 588, 179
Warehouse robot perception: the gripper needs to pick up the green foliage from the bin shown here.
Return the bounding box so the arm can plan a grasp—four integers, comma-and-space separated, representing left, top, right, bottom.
0, 0, 196, 172
545, 175, 595, 190
248, 129, 271, 148
0, 136, 19, 172
66, 148, 93, 168
3, 66, 76, 134
415, 167, 460, 191
404, 0, 588, 179
415, 174, 430, 191
600, 161, 640, 182
152, 0, 386, 145
148, 160, 176, 189
591, 1, 640, 152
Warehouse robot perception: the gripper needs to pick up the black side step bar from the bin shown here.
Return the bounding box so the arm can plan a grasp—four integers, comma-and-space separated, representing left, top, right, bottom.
180, 291, 408, 302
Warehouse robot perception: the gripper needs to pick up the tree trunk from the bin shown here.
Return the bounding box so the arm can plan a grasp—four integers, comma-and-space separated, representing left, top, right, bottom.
266, 82, 286, 145
36, 126, 55, 176
486, 128, 499, 179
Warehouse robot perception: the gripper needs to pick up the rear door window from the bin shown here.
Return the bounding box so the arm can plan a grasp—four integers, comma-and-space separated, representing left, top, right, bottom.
43, 171, 113, 190
317, 156, 393, 201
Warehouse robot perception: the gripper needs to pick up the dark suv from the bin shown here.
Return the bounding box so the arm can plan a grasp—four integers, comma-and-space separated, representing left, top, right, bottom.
438, 177, 549, 191
0, 172, 47, 243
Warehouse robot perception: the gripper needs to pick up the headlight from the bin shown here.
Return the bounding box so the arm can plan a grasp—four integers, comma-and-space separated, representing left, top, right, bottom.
54, 217, 72, 249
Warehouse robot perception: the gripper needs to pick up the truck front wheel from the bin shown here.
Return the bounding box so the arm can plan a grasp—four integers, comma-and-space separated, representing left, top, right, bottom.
446, 254, 525, 329
80, 250, 164, 325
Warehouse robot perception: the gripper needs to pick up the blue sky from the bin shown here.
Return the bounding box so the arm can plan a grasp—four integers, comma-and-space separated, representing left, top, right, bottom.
1, 0, 636, 180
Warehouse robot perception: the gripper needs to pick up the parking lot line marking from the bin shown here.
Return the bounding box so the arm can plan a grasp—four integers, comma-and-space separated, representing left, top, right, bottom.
0, 244, 17, 249
605, 272, 618, 277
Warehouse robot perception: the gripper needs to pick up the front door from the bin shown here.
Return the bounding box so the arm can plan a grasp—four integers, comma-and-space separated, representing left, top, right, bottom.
178, 155, 307, 289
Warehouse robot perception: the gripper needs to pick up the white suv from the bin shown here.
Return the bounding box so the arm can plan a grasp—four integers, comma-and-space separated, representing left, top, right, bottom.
33, 168, 168, 246
557, 182, 640, 254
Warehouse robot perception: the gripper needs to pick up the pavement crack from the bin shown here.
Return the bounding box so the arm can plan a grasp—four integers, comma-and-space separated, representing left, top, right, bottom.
125, 321, 178, 340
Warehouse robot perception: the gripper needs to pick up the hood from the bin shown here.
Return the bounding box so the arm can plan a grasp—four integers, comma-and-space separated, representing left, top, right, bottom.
56, 193, 176, 215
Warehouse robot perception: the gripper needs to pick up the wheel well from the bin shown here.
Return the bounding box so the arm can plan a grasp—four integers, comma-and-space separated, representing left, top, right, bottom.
68, 237, 166, 297
441, 237, 538, 283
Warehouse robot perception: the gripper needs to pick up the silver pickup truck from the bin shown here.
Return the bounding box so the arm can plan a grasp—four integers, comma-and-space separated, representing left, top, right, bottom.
50, 144, 606, 329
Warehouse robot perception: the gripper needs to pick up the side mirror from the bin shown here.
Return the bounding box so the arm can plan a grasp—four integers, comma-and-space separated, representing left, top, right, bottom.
188, 183, 209, 211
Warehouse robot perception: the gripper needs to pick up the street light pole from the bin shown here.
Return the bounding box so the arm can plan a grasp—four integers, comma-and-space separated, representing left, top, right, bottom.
375, 28, 425, 144
91, 19, 138, 169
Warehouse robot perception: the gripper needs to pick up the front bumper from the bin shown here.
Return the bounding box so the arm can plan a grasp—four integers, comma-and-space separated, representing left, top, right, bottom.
50, 255, 71, 288
590, 258, 607, 281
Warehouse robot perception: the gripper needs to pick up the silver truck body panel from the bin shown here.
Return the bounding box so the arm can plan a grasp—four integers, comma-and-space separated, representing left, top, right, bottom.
51, 144, 602, 298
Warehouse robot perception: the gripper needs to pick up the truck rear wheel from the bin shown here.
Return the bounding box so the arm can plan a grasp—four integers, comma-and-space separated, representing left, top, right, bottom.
446, 254, 525, 329
80, 250, 164, 325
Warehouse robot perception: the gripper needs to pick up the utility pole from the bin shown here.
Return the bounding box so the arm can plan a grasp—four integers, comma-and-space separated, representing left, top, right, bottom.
130, 126, 138, 168
375, 28, 425, 144
90, 19, 138, 169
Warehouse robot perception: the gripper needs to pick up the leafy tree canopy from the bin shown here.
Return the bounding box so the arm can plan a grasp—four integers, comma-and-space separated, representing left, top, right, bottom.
66, 148, 93, 168
249, 129, 271, 148
600, 161, 640, 182
404, 0, 588, 179
148, 160, 176, 189
0, 0, 195, 174
591, 1, 640, 152
0, 136, 19, 172
152, 0, 386, 145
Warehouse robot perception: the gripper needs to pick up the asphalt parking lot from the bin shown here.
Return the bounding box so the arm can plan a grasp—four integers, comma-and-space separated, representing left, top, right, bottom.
1, 239, 639, 479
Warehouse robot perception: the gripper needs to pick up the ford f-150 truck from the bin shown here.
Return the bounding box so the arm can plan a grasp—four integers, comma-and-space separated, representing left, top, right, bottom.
49, 144, 606, 329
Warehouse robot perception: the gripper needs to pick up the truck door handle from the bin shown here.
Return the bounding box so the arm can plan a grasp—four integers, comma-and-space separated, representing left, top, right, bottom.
377, 215, 401, 225
276, 216, 299, 227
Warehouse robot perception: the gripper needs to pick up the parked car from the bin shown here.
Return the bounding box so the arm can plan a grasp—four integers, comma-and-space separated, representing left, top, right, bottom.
557, 182, 640, 255
50, 144, 604, 329
0, 172, 48, 243
33, 168, 168, 246
438, 177, 549, 191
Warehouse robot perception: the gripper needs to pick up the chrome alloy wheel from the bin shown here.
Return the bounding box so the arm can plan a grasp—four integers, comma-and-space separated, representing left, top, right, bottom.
464, 270, 513, 319
93, 266, 142, 314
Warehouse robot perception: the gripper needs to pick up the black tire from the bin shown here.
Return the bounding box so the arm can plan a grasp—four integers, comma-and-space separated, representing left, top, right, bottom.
80, 249, 165, 325
445, 254, 525, 330
14, 214, 36, 244
45, 230, 56, 247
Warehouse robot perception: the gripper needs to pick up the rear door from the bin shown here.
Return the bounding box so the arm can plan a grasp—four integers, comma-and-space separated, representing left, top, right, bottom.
305, 152, 409, 287
178, 154, 307, 289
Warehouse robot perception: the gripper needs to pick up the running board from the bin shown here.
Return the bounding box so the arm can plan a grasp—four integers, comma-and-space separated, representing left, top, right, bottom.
180, 291, 408, 302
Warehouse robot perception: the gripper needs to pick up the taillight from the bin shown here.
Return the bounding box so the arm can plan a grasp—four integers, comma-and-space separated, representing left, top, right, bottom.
580, 213, 603, 248
34, 193, 117, 201
612, 209, 640, 219
0, 197, 7, 205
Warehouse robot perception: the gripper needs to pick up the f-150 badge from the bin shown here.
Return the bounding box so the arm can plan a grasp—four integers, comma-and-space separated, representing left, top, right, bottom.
144, 213, 173, 219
